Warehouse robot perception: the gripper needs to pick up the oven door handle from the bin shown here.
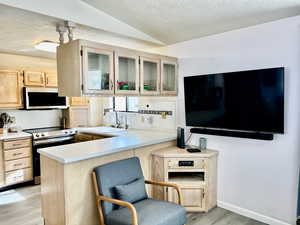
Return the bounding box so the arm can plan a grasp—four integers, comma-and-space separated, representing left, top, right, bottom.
33, 136, 74, 146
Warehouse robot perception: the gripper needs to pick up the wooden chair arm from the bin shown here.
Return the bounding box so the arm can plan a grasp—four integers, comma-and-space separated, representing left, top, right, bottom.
145, 180, 183, 205
96, 195, 138, 225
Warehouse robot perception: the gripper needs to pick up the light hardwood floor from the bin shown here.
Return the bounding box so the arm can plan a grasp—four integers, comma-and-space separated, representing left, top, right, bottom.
0, 185, 266, 225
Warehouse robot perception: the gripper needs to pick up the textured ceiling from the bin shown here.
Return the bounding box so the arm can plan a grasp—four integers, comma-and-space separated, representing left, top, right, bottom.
0, 4, 162, 59
83, 0, 300, 44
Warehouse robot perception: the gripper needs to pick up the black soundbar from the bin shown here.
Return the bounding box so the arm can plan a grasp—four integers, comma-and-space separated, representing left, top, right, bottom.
190, 128, 274, 140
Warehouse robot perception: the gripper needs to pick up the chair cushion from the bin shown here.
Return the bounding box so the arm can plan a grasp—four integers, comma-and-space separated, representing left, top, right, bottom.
115, 178, 148, 204
105, 198, 187, 225
94, 157, 145, 216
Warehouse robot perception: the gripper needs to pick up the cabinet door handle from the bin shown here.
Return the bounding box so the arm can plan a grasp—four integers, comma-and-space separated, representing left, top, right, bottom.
46, 77, 49, 85
110, 80, 114, 90
41, 76, 44, 84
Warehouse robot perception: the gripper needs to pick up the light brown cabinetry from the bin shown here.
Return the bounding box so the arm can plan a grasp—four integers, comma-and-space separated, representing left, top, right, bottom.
152, 147, 218, 212
57, 39, 178, 97
140, 56, 160, 96
82, 47, 114, 95
161, 59, 178, 96
0, 70, 23, 108
115, 50, 140, 95
24, 71, 45, 87
24, 71, 58, 88
69, 97, 89, 106
0, 137, 33, 187
64, 107, 89, 128
45, 72, 58, 87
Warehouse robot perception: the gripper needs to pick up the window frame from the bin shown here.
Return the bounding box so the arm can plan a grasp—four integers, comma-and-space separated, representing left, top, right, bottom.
111, 96, 138, 113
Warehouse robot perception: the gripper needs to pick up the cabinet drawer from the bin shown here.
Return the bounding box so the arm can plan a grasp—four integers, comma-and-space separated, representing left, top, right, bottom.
4, 147, 31, 161
167, 158, 205, 169
3, 138, 31, 150
5, 168, 33, 185
5, 157, 32, 172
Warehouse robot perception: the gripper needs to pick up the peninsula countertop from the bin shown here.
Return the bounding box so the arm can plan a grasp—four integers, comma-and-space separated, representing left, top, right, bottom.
37, 127, 176, 164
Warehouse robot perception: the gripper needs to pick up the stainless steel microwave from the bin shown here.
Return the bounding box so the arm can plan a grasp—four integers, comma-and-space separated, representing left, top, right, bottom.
24, 87, 68, 109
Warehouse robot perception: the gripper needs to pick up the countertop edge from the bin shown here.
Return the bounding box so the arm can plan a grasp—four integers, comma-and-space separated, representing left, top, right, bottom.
39, 136, 176, 164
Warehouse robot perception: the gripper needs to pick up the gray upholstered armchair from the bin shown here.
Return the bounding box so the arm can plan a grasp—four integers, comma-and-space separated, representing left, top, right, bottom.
92, 157, 187, 225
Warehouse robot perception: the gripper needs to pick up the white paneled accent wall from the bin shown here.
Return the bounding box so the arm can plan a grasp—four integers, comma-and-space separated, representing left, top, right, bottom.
159, 15, 300, 225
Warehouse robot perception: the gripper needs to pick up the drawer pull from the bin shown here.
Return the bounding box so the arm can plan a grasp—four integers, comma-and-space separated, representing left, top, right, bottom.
13, 153, 23, 156
13, 163, 23, 167
13, 143, 22, 147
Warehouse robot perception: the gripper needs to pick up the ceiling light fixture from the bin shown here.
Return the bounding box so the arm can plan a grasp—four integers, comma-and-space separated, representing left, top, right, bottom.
34, 41, 59, 52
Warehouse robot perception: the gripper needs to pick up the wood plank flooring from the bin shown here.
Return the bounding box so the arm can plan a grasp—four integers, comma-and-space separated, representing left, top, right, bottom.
0, 185, 267, 225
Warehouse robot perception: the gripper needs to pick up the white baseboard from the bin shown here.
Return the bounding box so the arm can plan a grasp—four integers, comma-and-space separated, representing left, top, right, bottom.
217, 201, 292, 225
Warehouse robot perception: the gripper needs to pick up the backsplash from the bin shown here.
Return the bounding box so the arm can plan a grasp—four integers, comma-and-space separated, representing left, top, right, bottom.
0, 109, 62, 130
102, 97, 177, 131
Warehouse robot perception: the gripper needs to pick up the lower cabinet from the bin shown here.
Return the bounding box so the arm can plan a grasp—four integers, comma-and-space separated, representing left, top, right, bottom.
152, 147, 218, 212
168, 185, 205, 211
0, 137, 33, 188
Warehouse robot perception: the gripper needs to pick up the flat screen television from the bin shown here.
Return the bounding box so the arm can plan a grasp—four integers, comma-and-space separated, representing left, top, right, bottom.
184, 67, 284, 134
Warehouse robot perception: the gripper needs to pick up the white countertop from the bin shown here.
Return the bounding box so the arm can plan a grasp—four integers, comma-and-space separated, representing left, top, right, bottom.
38, 127, 176, 164
0, 132, 32, 140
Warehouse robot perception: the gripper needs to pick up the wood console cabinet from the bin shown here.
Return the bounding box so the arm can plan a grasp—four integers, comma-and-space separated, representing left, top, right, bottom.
152, 147, 218, 212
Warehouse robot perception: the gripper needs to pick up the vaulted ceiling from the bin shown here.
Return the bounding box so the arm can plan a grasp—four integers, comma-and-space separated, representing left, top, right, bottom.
0, 0, 300, 59
83, 0, 300, 44
0, 4, 162, 58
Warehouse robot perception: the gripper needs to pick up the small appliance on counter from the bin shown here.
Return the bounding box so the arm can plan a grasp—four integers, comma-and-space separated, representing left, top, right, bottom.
177, 127, 185, 148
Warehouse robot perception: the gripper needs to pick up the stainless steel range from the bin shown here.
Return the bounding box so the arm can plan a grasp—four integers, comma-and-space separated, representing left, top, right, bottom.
24, 127, 77, 184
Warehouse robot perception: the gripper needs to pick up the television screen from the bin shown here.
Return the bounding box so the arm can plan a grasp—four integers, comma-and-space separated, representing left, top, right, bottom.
184, 67, 284, 133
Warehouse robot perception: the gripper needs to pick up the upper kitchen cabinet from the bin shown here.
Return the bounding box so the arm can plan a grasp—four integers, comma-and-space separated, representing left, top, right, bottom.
0, 70, 22, 108
45, 72, 58, 88
82, 47, 114, 95
23, 71, 45, 87
57, 39, 178, 97
57, 40, 114, 97
140, 56, 160, 96
114, 50, 139, 95
160, 58, 178, 96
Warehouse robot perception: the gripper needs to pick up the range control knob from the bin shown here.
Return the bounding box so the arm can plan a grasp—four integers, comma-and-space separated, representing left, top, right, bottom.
41, 134, 45, 137
36, 134, 40, 138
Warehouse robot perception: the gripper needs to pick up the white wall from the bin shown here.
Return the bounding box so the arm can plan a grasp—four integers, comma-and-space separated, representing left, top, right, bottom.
0, 109, 62, 129
160, 16, 300, 225
102, 97, 177, 131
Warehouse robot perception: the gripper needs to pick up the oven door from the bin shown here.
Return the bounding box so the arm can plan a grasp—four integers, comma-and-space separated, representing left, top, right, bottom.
24, 87, 68, 110
32, 136, 75, 183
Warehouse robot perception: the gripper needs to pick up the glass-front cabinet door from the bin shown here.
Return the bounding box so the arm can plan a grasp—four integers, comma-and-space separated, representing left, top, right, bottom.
161, 60, 178, 95
115, 52, 139, 95
140, 56, 160, 95
82, 47, 114, 95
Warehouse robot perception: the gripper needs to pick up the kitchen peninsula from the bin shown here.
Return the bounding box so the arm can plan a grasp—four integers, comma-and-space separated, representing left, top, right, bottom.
38, 127, 177, 225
